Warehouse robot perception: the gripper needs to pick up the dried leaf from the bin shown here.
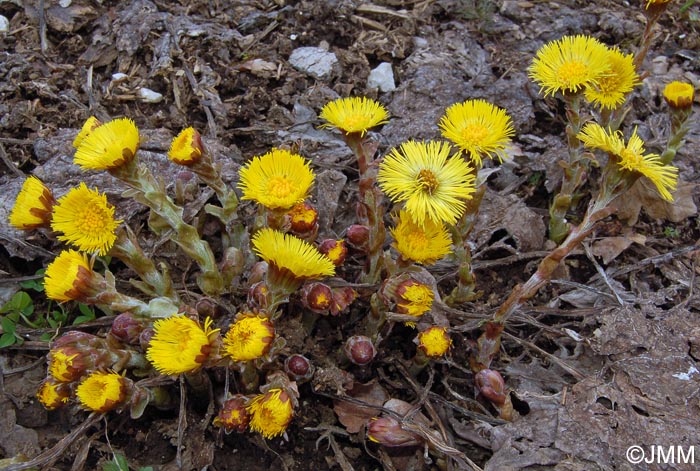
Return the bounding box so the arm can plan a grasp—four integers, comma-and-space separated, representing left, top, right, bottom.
615, 180, 697, 226
333, 381, 388, 434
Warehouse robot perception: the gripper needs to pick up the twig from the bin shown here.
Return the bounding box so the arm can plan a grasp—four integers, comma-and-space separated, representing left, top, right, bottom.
582, 241, 625, 305
176, 375, 187, 469
0, 142, 24, 176
38, 0, 48, 53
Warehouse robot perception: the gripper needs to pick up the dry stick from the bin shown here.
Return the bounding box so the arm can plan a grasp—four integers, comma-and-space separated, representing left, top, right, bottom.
176, 375, 187, 470
0, 142, 23, 177
581, 241, 625, 305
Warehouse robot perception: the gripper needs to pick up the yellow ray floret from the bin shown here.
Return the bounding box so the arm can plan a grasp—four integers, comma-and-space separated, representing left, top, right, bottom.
391, 210, 452, 265
9, 176, 55, 230
252, 228, 335, 279
577, 123, 678, 201
238, 148, 315, 210
147, 315, 220, 375
74, 117, 140, 170
438, 99, 515, 166
246, 388, 294, 439
44, 250, 99, 303
51, 183, 121, 255
584, 46, 640, 110
75, 371, 128, 412
378, 140, 475, 226
168, 127, 204, 165
529, 35, 610, 97
223, 315, 275, 362
319, 96, 389, 136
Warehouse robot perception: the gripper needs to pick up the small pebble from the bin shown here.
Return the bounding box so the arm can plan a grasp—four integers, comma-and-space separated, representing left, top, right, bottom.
111, 72, 128, 82
138, 87, 163, 103
59, 0, 72, 7
0, 15, 9, 34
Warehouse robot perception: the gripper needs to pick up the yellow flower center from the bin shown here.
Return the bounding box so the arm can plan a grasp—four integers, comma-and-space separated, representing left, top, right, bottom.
620, 148, 642, 168
460, 123, 489, 146
267, 176, 295, 199
557, 61, 588, 86
417, 169, 440, 194
77, 203, 112, 235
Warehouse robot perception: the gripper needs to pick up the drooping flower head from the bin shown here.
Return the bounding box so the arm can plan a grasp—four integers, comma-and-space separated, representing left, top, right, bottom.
378, 140, 475, 226
146, 315, 220, 375
223, 314, 275, 362
367, 416, 423, 447
72, 116, 103, 149
319, 97, 389, 136
417, 326, 452, 357
9, 176, 56, 230
391, 210, 452, 265
577, 123, 678, 201
529, 35, 610, 97
238, 148, 315, 210
168, 127, 204, 165
395, 279, 434, 326
246, 388, 295, 439
318, 239, 348, 266
74, 117, 140, 171
584, 46, 640, 110
663, 81, 695, 111
213, 395, 251, 433
44, 250, 104, 303
51, 183, 121, 255
438, 100, 515, 166
36, 379, 71, 410
251, 228, 335, 287
47, 346, 87, 382
75, 371, 130, 412
287, 202, 318, 235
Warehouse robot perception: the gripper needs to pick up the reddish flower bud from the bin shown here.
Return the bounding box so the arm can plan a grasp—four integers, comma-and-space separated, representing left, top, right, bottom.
475, 369, 507, 406
301, 282, 333, 313
346, 224, 370, 250
139, 327, 155, 351
367, 417, 423, 447
284, 354, 315, 383
213, 395, 251, 433
247, 281, 270, 309
110, 312, 144, 344
329, 287, 357, 316
318, 239, 348, 266
248, 261, 268, 285
344, 335, 377, 366
287, 202, 318, 236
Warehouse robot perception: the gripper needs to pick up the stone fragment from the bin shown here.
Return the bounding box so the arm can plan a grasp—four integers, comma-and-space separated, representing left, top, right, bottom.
289, 47, 339, 80
367, 62, 396, 92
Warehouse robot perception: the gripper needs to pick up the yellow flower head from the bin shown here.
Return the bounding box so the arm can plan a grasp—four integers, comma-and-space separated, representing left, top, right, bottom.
247, 388, 294, 439
51, 183, 121, 255
287, 202, 318, 234
9, 176, 56, 230
223, 314, 275, 362
318, 239, 347, 266
645, 0, 672, 8
74, 117, 140, 171
378, 140, 475, 226
168, 127, 204, 165
663, 81, 695, 110
252, 228, 335, 280
213, 395, 250, 433
146, 315, 220, 375
438, 100, 515, 166
319, 96, 389, 136
72, 116, 103, 149
529, 35, 610, 97
391, 210, 452, 265
396, 279, 434, 323
577, 123, 678, 201
48, 346, 86, 382
238, 148, 315, 210
584, 46, 640, 110
417, 326, 452, 357
75, 371, 129, 412
44, 250, 103, 303
36, 379, 71, 410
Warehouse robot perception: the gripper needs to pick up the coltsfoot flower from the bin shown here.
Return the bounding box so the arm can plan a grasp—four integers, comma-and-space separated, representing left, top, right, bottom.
301, 282, 333, 313
214, 395, 251, 433
417, 326, 452, 358
75, 371, 129, 412
367, 416, 423, 447
584, 46, 640, 110
223, 314, 275, 362
645, 0, 672, 8
168, 127, 204, 165
319, 97, 389, 136
318, 239, 347, 266
146, 315, 220, 375
48, 346, 87, 382
577, 123, 678, 201
74, 117, 140, 170
663, 81, 695, 110
438, 100, 515, 166
9, 176, 55, 230
287, 202, 318, 235
251, 228, 335, 281
247, 388, 295, 439
391, 210, 452, 265
51, 183, 121, 255
238, 148, 315, 210
395, 279, 434, 326
36, 378, 71, 410
378, 140, 475, 226
44, 250, 104, 303
529, 35, 610, 97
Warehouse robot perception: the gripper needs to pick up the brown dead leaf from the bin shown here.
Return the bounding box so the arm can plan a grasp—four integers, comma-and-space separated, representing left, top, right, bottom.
334, 380, 388, 434
615, 180, 698, 226
592, 231, 646, 264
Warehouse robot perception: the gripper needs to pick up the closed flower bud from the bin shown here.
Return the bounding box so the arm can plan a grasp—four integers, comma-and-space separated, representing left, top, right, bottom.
475, 369, 507, 406
329, 286, 357, 316
169, 127, 205, 166
663, 81, 695, 111
213, 395, 251, 433
247, 281, 270, 309
175, 170, 198, 203
248, 261, 269, 285
318, 239, 348, 266
110, 312, 144, 344
284, 354, 315, 383
139, 327, 155, 351
301, 282, 333, 313
346, 224, 370, 250
344, 335, 377, 366
287, 202, 318, 236
367, 417, 423, 447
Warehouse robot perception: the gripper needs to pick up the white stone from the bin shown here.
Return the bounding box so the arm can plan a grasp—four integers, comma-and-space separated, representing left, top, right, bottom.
367, 62, 396, 92
59, 0, 72, 7
111, 72, 128, 82
0, 15, 9, 34
138, 87, 163, 103
289, 47, 339, 80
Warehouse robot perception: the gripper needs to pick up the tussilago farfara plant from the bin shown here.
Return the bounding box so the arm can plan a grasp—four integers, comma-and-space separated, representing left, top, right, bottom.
6, 0, 695, 465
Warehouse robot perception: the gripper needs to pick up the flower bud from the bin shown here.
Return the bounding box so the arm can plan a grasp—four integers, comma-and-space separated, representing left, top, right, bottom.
284, 354, 315, 383
47, 346, 89, 382
301, 282, 333, 313
139, 327, 155, 351
346, 224, 370, 251
329, 286, 357, 316
318, 239, 347, 266
168, 127, 205, 166
220, 247, 245, 281
367, 417, 422, 447
110, 312, 144, 344
213, 395, 250, 433
663, 81, 695, 111
175, 170, 198, 203
287, 202, 318, 236
247, 281, 270, 309
248, 261, 268, 285
475, 369, 507, 406
344, 335, 377, 366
